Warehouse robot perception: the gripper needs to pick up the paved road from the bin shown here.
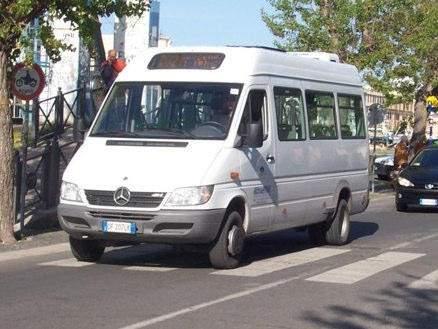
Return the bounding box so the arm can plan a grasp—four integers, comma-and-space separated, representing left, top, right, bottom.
1, 195, 437, 329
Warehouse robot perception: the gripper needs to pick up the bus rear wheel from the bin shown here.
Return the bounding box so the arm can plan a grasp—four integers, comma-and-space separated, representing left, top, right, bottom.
308, 199, 351, 246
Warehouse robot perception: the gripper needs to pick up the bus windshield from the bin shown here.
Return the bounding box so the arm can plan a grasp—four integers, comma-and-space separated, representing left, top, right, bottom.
90, 82, 242, 140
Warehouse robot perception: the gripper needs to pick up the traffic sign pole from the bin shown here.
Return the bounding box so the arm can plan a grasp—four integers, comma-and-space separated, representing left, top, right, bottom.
10, 63, 45, 238
19, 101, 30, 239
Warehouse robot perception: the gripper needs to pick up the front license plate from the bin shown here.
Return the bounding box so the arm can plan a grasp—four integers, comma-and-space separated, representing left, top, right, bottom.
419, 199, 438, 206
102, 220, 136, 234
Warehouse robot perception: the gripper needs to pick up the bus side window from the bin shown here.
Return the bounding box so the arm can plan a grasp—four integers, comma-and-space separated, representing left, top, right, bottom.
238, 90, 267, 138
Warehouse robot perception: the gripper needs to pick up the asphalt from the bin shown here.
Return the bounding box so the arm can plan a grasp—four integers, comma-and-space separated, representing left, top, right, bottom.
1, 195, 437, 329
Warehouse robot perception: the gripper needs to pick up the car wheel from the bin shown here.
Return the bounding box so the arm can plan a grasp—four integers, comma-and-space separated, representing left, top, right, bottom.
69, 236, 105, 262
209, 211, 245, 269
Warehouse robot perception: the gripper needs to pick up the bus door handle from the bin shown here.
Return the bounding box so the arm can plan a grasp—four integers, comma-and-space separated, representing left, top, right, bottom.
266, 154, 275, 163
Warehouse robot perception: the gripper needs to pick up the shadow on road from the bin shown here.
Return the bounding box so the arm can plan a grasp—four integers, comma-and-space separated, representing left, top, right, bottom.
95, 222, 381, 269
349, 221, 379, 241
401, 207, 438, 214
300, 274, 438, 329
99, 243, 212, 268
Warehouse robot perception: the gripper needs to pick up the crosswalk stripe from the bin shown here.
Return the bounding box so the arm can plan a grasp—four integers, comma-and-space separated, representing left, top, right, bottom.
0, 243, 70, 263
123, 266, 177, 272
212, 247, 350, 277
408, 269, 438, 290
38, 258, 94, 268
306, 251, 425, 284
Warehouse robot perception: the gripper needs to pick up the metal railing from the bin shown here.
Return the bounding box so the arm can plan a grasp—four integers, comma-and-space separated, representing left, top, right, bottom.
14, 85, 104, 238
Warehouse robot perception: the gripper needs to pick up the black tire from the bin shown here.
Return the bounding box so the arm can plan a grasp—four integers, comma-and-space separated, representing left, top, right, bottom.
69, 236, 105, 262
209, 211, 245, 269
308, 199, 351, 246
325, 199, 351, 245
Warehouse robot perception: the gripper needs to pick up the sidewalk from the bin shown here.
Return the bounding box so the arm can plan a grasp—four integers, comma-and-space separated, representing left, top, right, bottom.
0, 229, 68, 253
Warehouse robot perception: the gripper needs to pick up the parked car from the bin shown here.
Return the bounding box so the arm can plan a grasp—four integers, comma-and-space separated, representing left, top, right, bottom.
374, 138, 438, 181
374, 155, 394, 180
395, 145, 438, 211
369, 136, 392, 146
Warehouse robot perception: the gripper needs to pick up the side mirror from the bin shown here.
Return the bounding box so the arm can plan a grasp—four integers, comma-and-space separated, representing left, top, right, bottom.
246, 122, 263, 148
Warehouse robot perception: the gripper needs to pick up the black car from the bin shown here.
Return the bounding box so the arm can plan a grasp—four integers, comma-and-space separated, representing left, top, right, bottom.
395, 145, 438, 211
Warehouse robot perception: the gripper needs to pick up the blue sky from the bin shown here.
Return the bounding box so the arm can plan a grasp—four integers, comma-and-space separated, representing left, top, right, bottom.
158, 0, 276, 47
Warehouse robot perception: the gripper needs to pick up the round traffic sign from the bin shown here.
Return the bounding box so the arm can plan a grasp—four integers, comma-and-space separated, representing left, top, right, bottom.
10, 63, 46, 101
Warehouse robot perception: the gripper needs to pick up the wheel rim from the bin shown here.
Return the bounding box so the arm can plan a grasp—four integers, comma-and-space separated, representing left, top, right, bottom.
227, 225, 244, 256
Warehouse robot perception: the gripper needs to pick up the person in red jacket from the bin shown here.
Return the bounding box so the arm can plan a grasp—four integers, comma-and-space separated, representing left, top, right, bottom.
100, 49, 126, 89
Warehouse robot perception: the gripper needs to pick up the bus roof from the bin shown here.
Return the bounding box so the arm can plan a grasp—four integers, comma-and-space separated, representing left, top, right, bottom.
117, 46, 363, 87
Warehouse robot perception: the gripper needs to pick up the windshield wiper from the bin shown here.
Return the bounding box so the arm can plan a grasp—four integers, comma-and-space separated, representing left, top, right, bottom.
91, 131, 144, 138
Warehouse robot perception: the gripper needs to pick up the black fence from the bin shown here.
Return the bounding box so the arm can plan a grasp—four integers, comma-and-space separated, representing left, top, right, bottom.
13, 85, 104, 238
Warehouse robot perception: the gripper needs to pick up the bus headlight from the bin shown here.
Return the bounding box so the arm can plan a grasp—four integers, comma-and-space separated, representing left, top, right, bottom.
166, 185, 214, 206
60, 181, 83, 202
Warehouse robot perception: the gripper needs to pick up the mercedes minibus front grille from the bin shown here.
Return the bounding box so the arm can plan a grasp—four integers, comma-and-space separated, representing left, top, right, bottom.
85, 190, 165, 208
88, 211, 155, 221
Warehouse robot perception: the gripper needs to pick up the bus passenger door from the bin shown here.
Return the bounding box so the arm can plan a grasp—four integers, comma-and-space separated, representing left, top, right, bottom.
238, 88, 276, 233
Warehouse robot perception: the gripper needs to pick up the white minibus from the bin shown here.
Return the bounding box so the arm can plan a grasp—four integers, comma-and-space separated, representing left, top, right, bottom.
58, 46, 369, 268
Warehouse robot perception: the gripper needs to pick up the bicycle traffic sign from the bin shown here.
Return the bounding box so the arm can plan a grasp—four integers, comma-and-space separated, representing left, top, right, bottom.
10, 63, 46, 101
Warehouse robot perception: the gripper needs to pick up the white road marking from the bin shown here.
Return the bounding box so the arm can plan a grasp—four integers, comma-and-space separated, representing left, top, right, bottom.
212, 247, 350, 277
0, 243, 70, 263
306, 251, 425, 284
123, 266, 177, 272
408, 269, 438, 290
389, 233, 438, 250
38, 258, 94, 268
370, 195, 394, 203
118, 275, 301, 329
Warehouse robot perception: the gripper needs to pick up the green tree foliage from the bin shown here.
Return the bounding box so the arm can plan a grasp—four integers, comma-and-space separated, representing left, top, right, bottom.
263, 0, 437, 151
0, 1, 150, 243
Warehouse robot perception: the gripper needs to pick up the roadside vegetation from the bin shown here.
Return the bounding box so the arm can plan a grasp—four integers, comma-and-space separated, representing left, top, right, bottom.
263, 0, 437, 154
0, 1, 151, 244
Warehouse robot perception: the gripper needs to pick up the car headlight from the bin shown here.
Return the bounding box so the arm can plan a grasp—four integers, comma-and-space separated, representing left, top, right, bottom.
165, 185, 214, 206
60, 181, 83, 202
398, 177, 414, 187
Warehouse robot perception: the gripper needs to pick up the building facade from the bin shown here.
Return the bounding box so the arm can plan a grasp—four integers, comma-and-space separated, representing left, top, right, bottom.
364, 88, 415, 135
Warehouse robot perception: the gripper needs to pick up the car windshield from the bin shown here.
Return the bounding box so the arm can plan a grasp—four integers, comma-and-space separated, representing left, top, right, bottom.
411, 148, 438, 167
91, 82, 242, 140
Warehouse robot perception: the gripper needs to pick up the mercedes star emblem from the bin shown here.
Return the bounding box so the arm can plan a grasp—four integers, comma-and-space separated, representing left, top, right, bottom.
114, 187, 131, 206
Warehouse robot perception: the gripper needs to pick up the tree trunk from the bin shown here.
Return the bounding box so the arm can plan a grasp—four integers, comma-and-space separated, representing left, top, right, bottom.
92, 20, 106, 66
409, 86, 429, 160
0, 50, 16, 244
